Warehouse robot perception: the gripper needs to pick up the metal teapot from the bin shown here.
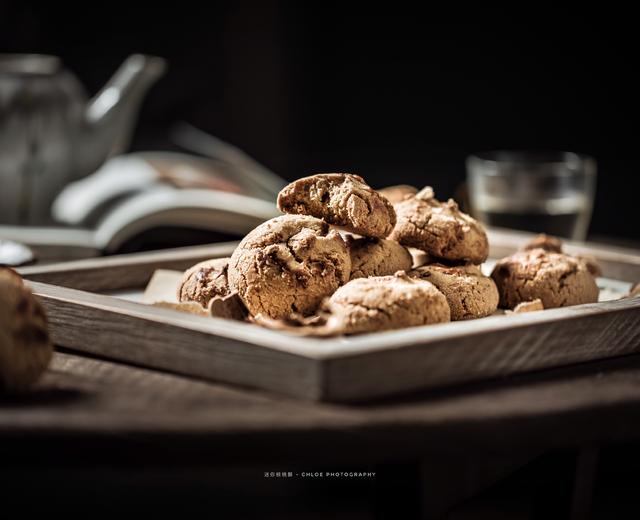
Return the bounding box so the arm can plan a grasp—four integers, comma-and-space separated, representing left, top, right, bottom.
0, 54, 166, 224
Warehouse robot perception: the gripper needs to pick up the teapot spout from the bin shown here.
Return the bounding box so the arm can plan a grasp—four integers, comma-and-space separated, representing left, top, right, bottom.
85, 54, 166, 159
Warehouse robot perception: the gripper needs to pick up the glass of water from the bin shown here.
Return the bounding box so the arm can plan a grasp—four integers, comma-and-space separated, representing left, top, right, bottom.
466, 151, 597, 240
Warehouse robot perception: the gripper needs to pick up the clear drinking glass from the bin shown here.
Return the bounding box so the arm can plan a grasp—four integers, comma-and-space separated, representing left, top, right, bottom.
466, 151, 597, 240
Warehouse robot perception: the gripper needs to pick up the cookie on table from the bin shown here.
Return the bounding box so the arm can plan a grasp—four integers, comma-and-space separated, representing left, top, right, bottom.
347, 236, 412, 279
378, 184, 418, 204
324, 272, 450, 334
228, 214, 351, 319
490, 248, 599, 309
277, 173, 396, 238
389, 187, 489, 264
0, 268, 52, 391
410, 263, 499, 320
177, 258, 231, 307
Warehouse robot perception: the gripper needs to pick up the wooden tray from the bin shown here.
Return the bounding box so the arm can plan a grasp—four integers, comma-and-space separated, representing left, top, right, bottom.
18, 229, 640, 402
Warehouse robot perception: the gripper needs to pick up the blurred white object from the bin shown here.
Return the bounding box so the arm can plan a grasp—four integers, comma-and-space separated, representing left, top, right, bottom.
0, 239, 34, 266
53, 147, 287, 227
52, 155, 158, 225
7, 132, 288, 257
94, 186, 279, 252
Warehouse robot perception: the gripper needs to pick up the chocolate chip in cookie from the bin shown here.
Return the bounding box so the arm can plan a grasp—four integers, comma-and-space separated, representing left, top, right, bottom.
347, 236, 412, 279
277, 173, 396, 238
228, 215, 351, 319
324, 272, 450, 334
389, 187, 489, 263
491, 248, 599, 309
410, 263, 499, 320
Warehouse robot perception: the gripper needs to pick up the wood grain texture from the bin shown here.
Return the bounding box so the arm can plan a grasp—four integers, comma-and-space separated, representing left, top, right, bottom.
3, 352, 640, 456
23, 279, 640, 402
26, 282, 324, 400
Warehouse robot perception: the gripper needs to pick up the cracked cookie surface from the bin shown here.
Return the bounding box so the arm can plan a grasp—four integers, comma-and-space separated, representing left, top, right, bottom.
277, 173, 396, 238
490, 248, 599, 309
347, 236, 412, 279
324, 272, 450, 334
228, 215, 351, 319
389, 187, 488, 263
178, 258, 231, 307
410, 263, 499, 320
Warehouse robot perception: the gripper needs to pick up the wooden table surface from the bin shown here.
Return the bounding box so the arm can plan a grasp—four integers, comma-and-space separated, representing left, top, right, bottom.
3, 350, 640, 460
2, 350, 640, 518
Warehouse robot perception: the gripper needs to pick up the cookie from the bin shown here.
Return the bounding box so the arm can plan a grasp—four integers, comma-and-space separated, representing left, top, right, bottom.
347, 236, 412, 279
491, 248, 599, 309
228, 214, 351, 319
178, 258, 231, 307
522, 235, 603, 277
277, 173, 396, 238
522, 234, 563, 253
378, 184, 418, 204
0, 268, 53, 391
324, 272, 450, 334
389, 187, 489, 263
410, 263, 499, 320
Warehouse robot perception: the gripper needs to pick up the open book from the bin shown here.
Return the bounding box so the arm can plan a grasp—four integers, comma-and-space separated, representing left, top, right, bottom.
0, 130, 286, 259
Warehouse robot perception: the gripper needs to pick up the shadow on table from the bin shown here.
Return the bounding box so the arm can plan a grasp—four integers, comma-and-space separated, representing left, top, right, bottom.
0, 387, 85, 408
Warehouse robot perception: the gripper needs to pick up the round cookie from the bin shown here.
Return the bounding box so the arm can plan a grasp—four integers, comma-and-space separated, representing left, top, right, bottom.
0, 268, 53, 391
490, 248, 599, 309
389, 187, 489, 263
324, 272, 450, 334
178, 258, 231, 307
410, 264, 499, 320
277, 173, 396, 238
347, 236, 412, 279
228, 214, 351, 319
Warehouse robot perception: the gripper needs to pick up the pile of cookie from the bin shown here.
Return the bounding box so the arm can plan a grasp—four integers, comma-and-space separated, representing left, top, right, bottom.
177, 173, 601, 335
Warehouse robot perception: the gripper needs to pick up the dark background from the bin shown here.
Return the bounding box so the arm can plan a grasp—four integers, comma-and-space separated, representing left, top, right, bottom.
2, 2, 639, 241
